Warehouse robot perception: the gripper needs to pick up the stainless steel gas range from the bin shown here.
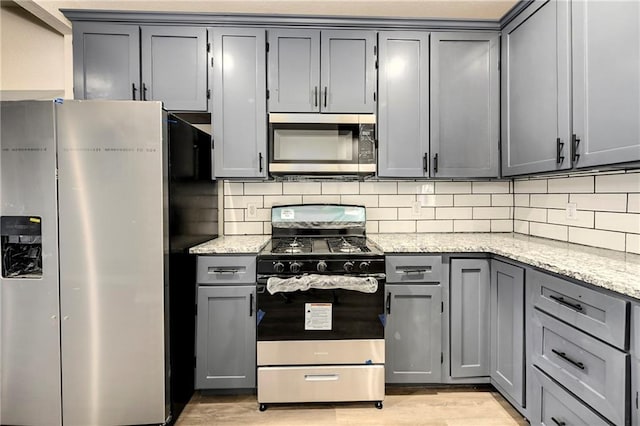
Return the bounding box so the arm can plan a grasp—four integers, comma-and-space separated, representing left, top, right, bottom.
256, 204, 385, 411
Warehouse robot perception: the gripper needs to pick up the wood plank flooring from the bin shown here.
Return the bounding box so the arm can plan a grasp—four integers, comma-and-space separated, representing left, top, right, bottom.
176, 386, 529, 425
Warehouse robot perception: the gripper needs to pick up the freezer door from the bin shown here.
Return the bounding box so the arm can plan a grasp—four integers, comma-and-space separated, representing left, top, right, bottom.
56, 100, 167, 425
0, 101, 62, 426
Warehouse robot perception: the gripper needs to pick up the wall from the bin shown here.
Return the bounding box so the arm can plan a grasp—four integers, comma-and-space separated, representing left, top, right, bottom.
513, 170, 640, 254
222, 179, 514, 235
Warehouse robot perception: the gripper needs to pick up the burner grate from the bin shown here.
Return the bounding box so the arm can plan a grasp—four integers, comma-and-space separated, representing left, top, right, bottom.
271, 237, 313, 254
326, 237, 370, 254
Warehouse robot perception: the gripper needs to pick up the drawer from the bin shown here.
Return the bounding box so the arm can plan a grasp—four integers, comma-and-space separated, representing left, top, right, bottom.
386, 255, 442, 283
197, 255, 256, 284
257, 365, 384, 403
529, 269, 628, 350
532, 309, 629, 426
529, 366, 608, 426
257, 339, 384, 366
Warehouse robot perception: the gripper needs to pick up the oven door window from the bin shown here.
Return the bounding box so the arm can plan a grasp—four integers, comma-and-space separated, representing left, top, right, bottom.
256, 285, 384, 341
271, 124, 358, 163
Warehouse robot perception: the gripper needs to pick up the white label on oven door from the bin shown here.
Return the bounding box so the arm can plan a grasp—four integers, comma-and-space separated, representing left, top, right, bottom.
281, 209, 295, 220
305, 303, 332, 330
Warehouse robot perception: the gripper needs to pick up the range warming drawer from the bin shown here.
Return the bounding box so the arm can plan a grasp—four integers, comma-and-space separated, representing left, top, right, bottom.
257, 339, 384, 366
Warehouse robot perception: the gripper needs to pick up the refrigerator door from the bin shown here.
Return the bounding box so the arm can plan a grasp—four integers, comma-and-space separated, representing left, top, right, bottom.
0, 101, 62, 426
56, 100, 167, 425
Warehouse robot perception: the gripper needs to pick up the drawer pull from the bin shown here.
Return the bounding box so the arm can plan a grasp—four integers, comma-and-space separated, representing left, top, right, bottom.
549, 294, 583, 312
552, 349, 585, 370
209, 268, 239, 274
551, 417, 566, 426
401, 268, 430, 275
304, 374, 339, 382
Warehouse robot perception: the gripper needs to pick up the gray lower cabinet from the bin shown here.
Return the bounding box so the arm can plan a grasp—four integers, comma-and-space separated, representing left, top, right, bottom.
377, 31, 430, 178
210, 28, 267, 178
633, 304, 640, 425
501, 0, 572, 176
572, 0, 640, 168
449, 259, 490, 378
385, 284, 442, 383
430, 32, 499, 178
490, 260, 524, 407
73, 23, 208, 111
196, 285, 256, 389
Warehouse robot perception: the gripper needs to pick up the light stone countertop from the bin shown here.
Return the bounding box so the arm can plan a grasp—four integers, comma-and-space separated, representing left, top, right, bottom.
370, 233, 640, 300
188, 232, 640, 300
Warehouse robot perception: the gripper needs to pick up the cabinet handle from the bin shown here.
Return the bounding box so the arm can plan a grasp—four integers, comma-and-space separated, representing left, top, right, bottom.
402, 269, 429, 274
304, 374, 339, 381
551, 349, 585, 370
323, 87, 328, 108
259, 153, 264, 173
433, 153, 439, 174
314, 86, 318, 107
131, 83, 137, 100
549, 294, 583, 312
142, 83, 148, 101
423, 153, 428, 173
209, 268, 238, 274
249, 293, 253, 317
556, 137, 565, 164
572, 134, 581, 163
551, 417, 566, 426
386, 293, 391, 314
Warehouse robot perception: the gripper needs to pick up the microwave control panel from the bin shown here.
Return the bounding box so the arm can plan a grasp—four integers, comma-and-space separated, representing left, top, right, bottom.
358, 124, 376, 163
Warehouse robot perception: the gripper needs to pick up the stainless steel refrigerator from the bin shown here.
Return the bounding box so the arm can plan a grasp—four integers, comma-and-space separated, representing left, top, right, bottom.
0, 100, 216, 425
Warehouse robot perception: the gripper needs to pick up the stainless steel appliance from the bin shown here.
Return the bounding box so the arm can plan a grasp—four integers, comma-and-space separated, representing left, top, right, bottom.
268, 113, 376, 175
0, 100, 218, 425
256, 204, 385, 411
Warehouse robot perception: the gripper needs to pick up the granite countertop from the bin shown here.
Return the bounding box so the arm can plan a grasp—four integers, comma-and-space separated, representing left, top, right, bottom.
370, 233, 640, 300
188, 235, 270, 254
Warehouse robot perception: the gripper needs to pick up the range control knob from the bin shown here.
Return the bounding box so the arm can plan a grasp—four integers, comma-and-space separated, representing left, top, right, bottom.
290, 262, 302, 274
317, 261, 328, 273
359, 262, 370, 273
273, 262, 285, 273
343, 261, 354, 273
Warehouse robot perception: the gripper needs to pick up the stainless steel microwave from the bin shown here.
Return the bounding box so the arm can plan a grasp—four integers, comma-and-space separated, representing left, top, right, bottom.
268, 113, 376, 175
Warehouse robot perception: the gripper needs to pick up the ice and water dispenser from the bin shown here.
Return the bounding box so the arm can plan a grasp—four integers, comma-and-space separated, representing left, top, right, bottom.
1, 216, 42, 278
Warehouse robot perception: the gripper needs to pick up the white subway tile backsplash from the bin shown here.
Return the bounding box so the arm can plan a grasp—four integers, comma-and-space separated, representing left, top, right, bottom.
416, 220, 454, 233
398, 207, 435, 220
514, 194, 530, 207
224, 208, 244, 222
244, 182, 282, 195
472, 181, 510, 193
379, 194, 415, 207
341, 194, 378, 207
224, 221, 263, 235
569, 193, 627, 212
530, 194, 569, 209
595, 212, 640, 234
379, 220, 416, 233
454, 220, 491, 232
628, 194, 640, 213
245, 208, 271, 222
454, 194, 491, 207
302, 195, 342, 204
514, 207, 547, 222
360, 181, 397, 194
263, 195, 302, 208
417, 194, 454, 207
366, 221, 379, 234
435, 207, 473, 220
514, 220, 530, 234
569, 227, 626, 251
322, 182, 360, 194
397, 181, 435, 194
473, 207, 511, 220
491, 220, 513, 232
263, 222, 272, 235
547, 176, 594, 193
224, 195, 264, 209
530, 222, 568, 241
223, 181, 243, 196
596, 172, 640, 193
491, 194, 514, 207
283, 182, 322, 195
547, 209, 594, 228
627, 233, 640, 254
435, 181, 472, 194
514, 179, 547, 193
366, 208, 398, 220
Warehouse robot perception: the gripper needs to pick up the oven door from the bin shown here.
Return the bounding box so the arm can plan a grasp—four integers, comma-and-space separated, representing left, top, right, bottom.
256, 281, 385, 341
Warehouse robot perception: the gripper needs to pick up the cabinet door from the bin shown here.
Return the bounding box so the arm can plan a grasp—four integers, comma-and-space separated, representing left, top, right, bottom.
141, 26, 208, 111
572, 0, 640, 168
73, 22, 140, 100
196, 285, 256, 389
211, 28, 267, 178
377, 31, 430, 178
490, 260, 525, 407
385, 284, 442, 383
430, 32, 499, 178
268, 29, 320, 112
450, 259, 490, 378
320, 31, 376, 113
501, 0, 571, 176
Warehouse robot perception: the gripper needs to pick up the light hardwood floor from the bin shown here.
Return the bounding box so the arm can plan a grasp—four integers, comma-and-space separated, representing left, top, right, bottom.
176, 386, 529, 425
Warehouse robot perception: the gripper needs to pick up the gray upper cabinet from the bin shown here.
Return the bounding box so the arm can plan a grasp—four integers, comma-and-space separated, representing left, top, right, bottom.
211, 28, 267, 178
572, 0, 640, 168
490, 260, 524, 407
377, 31, 430, 178
73, 23, 208, 111
450, 259, 490, 378
430, 32, 499, 178
501, 0, 571, 176
140, 26, 208, 111
73, 23, 140, 101
268, 29, 375, 113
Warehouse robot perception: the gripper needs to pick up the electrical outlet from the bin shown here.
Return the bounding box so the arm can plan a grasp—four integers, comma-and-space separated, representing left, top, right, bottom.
566, 202, 578, 220
420, 183, 435, 194
246, 203, 257, 219
411, 201, 421, 217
